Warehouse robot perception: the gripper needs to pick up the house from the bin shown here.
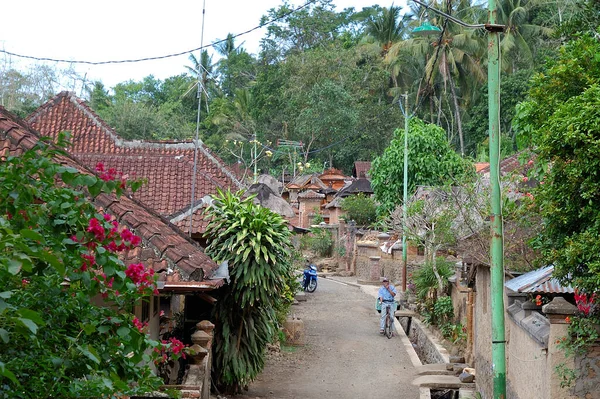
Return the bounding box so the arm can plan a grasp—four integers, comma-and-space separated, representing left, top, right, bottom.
1, 106, 221, 396
352, 161, 371, 179
26, 92, 244, 243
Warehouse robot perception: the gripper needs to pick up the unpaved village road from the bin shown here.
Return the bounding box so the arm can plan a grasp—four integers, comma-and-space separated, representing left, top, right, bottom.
239, 277, 419, 399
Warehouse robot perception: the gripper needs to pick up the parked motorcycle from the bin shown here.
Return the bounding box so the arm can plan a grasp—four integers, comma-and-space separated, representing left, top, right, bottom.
302, 264, 318, 292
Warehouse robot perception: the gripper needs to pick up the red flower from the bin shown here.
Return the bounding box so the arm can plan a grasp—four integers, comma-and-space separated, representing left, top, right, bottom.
565, 316, 571, 323
87, 218, 106, 241
95, 162, 105, 172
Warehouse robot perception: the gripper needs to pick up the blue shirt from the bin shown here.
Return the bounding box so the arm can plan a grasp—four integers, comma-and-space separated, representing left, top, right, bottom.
378, 284, 397, 302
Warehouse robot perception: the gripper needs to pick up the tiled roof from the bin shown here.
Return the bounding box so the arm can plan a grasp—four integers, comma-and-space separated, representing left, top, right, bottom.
0, 106, 220, 286
298, 189, 325, 199
336, 177, 373, 197
474, 163, 489, 173
353, 161, 371, 178
478, 152, 534, 176
26, 92, 244, 235
319, 168, 347, 181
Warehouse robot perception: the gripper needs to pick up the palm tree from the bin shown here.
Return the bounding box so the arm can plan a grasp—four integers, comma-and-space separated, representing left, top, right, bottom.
387, 0, 486, 155
184, 50, 219, 113
365, 4, 411, 55
497, 0, 553, 72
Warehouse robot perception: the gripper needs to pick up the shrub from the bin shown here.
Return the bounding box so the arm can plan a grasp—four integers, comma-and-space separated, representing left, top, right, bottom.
340, 193, 377, 226
300, 228, 333, 257
413, 258, 454, 301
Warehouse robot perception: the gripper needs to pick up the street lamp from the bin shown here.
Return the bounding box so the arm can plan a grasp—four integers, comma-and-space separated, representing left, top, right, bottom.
410, 1, 506, 397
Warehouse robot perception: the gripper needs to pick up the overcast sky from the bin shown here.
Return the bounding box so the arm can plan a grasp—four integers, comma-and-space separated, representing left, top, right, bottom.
1, 0, 408, 89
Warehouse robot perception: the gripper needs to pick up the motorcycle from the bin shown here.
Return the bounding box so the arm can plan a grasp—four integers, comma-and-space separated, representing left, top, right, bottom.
302, 264, 318, 292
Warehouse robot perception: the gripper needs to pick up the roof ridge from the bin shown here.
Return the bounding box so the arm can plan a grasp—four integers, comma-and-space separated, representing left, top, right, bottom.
27, 92, 244, 189
2, 107, 218, 279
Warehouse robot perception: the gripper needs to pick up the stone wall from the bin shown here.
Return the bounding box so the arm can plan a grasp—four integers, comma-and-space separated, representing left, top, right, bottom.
355, 235, 421, 285
473, 267, 600, 399
400, 317, 450, 364
473, 266, 493, 399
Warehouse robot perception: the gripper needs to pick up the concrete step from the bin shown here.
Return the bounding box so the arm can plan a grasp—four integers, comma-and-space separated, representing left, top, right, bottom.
395, 310, 417, 318
412, 375, 476, 389
414, 363, 455, 376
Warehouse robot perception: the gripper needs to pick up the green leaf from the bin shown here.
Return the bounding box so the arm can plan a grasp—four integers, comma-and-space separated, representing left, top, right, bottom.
17, 309, 45, 326
18, 318, 38, 334
88, 180, 104, 197
39, 251, 64, 275
97, 325, 110, 334
0, 361, 18, 385
7, 259, 21, 275
117, 326, 130, 338
0, 291, 12, 299
83, 323, 96, 335
78, 344, 100, 364
19, 229, 44, 242
0, 328, 9, 343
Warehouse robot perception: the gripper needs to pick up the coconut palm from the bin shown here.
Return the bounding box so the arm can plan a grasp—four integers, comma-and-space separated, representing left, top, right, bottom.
364, 4, 411, 55
387, 0, 486, 155
497, 0, 553, 72
184, 50, 219, 112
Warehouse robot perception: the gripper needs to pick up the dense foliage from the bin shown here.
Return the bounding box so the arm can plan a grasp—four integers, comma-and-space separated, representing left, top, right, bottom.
202, 190, 293, 394
340, 193, 377, 227
371, 119, 474, 215
0, 136, 165, 398
515, 34, 600, 292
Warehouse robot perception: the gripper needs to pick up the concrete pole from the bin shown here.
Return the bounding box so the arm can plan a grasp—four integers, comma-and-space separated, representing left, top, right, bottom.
402, 93, 409, 293
487, 0, 507, 396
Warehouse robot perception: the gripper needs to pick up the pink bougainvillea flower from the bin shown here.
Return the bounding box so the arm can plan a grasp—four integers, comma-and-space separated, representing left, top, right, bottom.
87, 218, 106, 241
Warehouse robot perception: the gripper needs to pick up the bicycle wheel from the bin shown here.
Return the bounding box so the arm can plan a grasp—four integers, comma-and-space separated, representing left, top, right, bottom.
307, 279, 317, 292
385, 310, 393, 339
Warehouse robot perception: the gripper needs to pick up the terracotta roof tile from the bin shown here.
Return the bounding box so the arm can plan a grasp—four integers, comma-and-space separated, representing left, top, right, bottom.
353, 161, 371, 178
1, 106, 218, 286
26, 92, 244, 235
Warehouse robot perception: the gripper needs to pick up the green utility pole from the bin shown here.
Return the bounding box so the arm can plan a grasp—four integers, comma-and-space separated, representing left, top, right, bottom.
487, 0, 506, 397
410, 1, 506, 396
402, 93, 409, 292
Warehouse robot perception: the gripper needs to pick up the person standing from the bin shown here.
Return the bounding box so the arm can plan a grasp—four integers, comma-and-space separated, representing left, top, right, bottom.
378, 277, 397, 334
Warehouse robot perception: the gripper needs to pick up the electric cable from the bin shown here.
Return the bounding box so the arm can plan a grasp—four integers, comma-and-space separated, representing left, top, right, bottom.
0, 0, 320, 66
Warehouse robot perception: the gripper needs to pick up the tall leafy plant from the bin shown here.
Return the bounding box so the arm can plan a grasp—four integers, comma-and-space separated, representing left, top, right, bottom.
203, 190, 293, 394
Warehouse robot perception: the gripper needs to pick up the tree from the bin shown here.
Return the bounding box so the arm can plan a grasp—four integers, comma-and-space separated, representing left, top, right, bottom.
340, 193, 377, 226
513, 33, 600, 293
364, 4, 410, 54
371, 118, 474, 215
0, 135, 164, 397
202, 190, 293, 394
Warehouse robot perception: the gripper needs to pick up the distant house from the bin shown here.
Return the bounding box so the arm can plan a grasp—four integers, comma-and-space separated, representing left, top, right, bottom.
352, 161, 371, 179
26, 92, 244, 243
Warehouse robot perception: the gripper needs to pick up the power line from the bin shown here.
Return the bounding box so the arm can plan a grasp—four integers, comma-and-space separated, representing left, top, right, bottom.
0, 0, 319, 66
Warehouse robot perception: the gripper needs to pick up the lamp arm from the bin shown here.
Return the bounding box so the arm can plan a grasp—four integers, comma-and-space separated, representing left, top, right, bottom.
411, 0, 486, 29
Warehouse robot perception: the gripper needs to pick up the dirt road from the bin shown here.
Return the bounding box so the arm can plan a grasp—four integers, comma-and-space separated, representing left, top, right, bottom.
242, 277, 419, 399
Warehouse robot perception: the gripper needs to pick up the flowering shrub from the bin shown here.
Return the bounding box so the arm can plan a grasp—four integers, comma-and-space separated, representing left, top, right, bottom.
556, 290, 600, 387
0, 135, 167, 398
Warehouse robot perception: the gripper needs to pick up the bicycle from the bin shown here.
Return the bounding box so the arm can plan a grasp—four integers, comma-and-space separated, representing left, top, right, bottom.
382, 301, 395, 339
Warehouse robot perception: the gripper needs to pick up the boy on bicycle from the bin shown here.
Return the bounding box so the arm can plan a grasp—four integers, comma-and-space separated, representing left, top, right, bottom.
378, 277, 397, 334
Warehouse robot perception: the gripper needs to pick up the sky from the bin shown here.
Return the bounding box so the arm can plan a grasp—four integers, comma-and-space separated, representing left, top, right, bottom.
1, 0, 407, 91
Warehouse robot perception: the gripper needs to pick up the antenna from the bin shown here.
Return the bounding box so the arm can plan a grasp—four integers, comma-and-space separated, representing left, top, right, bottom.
189, 0, 207, 237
